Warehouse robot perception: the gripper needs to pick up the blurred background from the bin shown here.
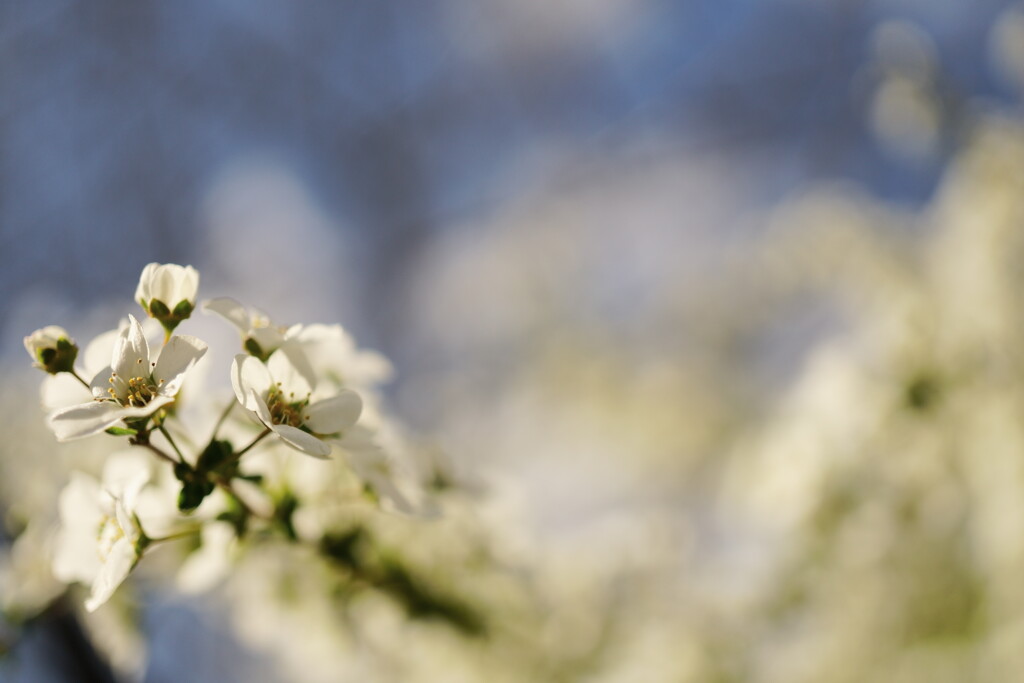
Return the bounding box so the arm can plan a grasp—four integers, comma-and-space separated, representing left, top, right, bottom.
4, 0, 1024, 681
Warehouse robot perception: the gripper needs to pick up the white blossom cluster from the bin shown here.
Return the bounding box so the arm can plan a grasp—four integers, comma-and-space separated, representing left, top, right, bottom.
24, 263, 416, 613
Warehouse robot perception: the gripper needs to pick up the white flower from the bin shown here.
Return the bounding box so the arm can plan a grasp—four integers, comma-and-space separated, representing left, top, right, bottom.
135, 262, 200, 331
336, 425, 417, 514
231, 352, 362, 458
39, 318, 160, 412
0, 522, 65, 615
176, 522, 237, 594
52, 454, 151, 612
203, 296, 300, 361
24, 325, 78, 374
290, 323, 393, 393
47, 315, 207, 441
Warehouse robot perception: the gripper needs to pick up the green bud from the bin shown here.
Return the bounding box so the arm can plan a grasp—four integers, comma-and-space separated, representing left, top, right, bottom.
135, 263, 199, 334
24, 327, 78, 375
144, 298, 196, 336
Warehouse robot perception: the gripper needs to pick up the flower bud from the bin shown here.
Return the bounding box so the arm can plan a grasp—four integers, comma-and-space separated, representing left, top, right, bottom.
24, 326, 78, 374
135, 263, 199, 334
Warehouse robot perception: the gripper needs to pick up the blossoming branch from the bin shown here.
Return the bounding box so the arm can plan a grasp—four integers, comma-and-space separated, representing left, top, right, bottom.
25, 262, 432, 615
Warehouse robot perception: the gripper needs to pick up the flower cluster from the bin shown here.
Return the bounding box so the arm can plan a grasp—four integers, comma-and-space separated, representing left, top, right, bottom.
26, 263, 414, 611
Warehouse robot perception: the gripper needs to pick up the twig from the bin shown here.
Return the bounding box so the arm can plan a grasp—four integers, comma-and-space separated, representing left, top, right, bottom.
232, 428, 272, 462
132, 439, 178, 466
157, 425, 186, 464
213, 476, 271, 520
209, 399, 237, 442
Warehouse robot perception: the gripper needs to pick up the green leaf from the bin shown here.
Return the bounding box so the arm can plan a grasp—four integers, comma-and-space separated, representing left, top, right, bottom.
174, 461, 215, 513
173, 462, 193, 482
177, 480, 213, 513
197, 439, 236, 478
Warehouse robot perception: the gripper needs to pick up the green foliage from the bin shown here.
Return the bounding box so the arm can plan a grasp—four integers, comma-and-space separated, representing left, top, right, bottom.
320, 527, 487, 637
175, 439, 237, 512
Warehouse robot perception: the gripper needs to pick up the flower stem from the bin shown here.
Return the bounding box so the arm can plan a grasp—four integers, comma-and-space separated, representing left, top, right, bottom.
69, 370, 91, 390
209, 399, 236, 442
234, 428, 272, 461
157, 425, 186, 464
131, 438, 178, 466
148, 527, 202, 544
214, 476, 271, 520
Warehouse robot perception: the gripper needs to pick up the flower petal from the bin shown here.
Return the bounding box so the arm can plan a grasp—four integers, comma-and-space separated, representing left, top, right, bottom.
83, 329, 120, 377
203, 297, 250, 333
346, 448, 416, 515
178, 266, 199, 304
90, 365, 115, 401
177, 522, 236, 594
84, 537, 137, 612
232, 355, 272, 410
112, 315, 150, 379
154, 266, 176, 303
271, 424, 332, 458
52, 473, 103, 583
251, 389, 275, 429
304, 390, 362, 434
277, 339, 317, 390
23, 325, 68, 358
165, 265, 189, 304
48, 402, 129, 442
135, 263, 157, 303
118, 394, 175, 420
153, 334, 208, 396
101, 452, 151, 504
42, 373, 92, 411
267, 349, 312, 397
249, 326, 285, 355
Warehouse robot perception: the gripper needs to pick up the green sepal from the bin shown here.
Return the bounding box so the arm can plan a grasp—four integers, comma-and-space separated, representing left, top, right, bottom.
136, 528, 152, 553
105, 426, 138, 436
243, 337, 270, 361
172, 300, 194, 318
145, 298, 194, 336
147, 299, 170, 318
38, 337, 79, 374
124, 417, 151, 434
